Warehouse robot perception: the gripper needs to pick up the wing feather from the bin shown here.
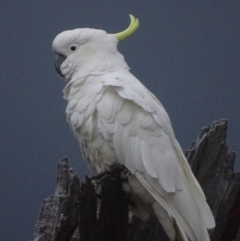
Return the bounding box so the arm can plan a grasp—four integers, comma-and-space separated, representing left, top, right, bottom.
116, 100, 134, 125
96, 72, 215, 240
130, 136, 146, 172
98, 77, 185, 192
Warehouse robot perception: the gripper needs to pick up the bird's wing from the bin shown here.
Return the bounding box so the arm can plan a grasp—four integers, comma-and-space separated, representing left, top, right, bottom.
95, 71, 215, 240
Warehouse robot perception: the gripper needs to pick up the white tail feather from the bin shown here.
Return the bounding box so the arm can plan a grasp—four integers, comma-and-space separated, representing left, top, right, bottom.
135, 172, 211, 241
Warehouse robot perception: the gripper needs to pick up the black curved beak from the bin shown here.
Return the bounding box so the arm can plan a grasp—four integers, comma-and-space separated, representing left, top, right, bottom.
54, 53, 66, 77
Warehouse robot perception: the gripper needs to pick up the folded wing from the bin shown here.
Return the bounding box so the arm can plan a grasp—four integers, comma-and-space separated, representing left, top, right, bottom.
96, 72, 215, 241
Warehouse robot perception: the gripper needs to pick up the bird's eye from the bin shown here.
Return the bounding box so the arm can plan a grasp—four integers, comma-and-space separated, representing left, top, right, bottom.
70, 46, 77, 51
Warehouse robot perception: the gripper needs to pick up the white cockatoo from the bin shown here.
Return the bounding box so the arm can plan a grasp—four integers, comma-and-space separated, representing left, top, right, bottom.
52, 15, 215, 241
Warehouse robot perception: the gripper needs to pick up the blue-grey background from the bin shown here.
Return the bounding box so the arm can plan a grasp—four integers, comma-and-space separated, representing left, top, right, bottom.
1, 1, 239, 241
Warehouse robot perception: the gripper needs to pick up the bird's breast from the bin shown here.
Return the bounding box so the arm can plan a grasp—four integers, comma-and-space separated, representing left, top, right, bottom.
80, 132, 117, 174
66, 84, 118, 174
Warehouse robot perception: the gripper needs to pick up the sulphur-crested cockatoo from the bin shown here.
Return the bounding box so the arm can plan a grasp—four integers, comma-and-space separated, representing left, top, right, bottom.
52, 15, 215, 241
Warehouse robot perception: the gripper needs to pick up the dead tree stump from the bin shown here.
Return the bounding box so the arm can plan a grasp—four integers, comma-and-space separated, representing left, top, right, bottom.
32, 119, 240, 241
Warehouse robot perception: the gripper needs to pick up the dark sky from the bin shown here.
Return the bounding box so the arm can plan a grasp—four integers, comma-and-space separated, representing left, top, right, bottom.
1, 1, 240, 241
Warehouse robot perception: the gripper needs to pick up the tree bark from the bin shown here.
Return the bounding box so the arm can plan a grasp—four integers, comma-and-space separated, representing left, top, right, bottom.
32, 119, 240, 241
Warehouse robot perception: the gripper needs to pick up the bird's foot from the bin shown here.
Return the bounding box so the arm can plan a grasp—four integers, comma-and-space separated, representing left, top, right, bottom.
89, 164, 129, 183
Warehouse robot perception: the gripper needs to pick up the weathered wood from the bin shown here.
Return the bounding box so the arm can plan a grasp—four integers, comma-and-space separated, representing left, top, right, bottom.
186, 119, 240, 241
32, 119, 240, 241
98, 169, 129, 241
78, 177, 98, 241
32, 157, 80, 241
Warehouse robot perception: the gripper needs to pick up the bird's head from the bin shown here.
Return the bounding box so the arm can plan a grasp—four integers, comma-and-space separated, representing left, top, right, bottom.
52, 15, 139, 81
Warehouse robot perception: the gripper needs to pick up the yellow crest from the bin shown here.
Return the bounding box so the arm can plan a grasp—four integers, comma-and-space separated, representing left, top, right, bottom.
115, 15, 139, 41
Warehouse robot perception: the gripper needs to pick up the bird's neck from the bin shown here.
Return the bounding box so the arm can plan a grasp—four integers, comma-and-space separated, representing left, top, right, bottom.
63, 51, 129, 100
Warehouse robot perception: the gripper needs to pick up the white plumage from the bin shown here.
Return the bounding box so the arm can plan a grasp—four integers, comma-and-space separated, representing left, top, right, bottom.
52, 18, 215, 241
